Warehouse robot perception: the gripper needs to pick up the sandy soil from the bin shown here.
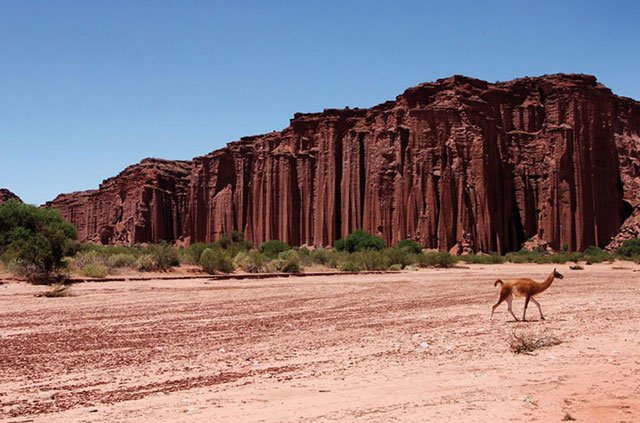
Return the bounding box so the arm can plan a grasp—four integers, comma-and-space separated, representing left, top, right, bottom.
1, 263, 639, 422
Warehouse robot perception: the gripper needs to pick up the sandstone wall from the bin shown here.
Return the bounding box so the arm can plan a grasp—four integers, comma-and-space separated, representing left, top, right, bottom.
47, 74, 640, 253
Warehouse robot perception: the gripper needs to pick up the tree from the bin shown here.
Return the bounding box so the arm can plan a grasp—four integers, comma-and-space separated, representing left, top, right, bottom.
0, 200, 76, 283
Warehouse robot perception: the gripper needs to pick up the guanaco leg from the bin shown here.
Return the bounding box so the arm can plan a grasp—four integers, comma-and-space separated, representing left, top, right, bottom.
530, 297, 545, 320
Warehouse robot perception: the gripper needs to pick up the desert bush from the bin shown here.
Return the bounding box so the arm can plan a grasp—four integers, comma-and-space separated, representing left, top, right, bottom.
396, 239, 423, 254
214, 231, 252, 257
334, 230, 385, 253
200, 248, 234, 274
293, 247, 313, 266
617, 239, 640, 257
0, 200, 77, 283
326, 249, 350, 269
36, 284, 71, 298
81, 263, 108, 278
234, 251, 266, 273
73, 250, 105, 268
309, 248, 330, 265
569, 264, 584, 270
260, 240, 291, 258
581, 246, 613, 264
135, 254, 157, 272
459, 253, 506, 264
146, 242, 180, 270
338, 261, 360, 272
509, 330, 561, 354
385, 247, 414, 269
416, 251, 457, 268
185, 242, 211, 264
352, 250, 389, 270
275, 250, 302, 273
107, 253, 137, 269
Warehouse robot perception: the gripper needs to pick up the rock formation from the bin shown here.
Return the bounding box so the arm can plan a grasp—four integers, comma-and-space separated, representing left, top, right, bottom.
48, 159, 191, 244
0, 189, 21, 204
47, 74, 640, 253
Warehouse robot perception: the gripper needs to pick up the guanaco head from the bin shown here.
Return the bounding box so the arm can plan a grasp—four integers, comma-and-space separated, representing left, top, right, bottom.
553, 268, 564, 279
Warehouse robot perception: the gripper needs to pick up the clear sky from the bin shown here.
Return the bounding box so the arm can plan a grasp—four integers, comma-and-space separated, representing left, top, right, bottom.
2, 1, 639, 205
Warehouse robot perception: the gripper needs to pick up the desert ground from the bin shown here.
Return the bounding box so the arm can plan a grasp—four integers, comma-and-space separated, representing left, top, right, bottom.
1, 263, 639, 422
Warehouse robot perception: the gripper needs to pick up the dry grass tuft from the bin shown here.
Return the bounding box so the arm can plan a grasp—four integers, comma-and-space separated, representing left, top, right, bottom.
509, 330, 561, 354
36, 284, 72, 298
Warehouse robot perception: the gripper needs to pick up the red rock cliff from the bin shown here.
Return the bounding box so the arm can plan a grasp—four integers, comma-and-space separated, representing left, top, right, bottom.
48, 74, 640, 252
47, 159, 191, 244
0, 189, 22, 204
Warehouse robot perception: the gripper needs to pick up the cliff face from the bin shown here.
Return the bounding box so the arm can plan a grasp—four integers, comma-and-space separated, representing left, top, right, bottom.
47, 74, 640, 253
0, 189, 21, 204
47, 159, 191, 245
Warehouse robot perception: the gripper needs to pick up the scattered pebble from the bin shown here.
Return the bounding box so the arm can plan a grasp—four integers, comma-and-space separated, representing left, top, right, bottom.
37, 391, 55, 400
419, 341, 430, 349
185, 406, 200, 414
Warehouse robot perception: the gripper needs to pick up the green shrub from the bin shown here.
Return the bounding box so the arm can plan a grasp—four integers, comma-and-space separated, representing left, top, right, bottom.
459, 254, 506, 264
214, 231, 252, 257
0, 200, 77, 283
82, 263, 108, 278
617, 239, 640, 257
334, 230, 385, 253
385, 247, 414, 268
275, 250, 302, 273
338, 261, 360, 272
582, 246, 612, 264
200, 248, 234, 274
309, 248, 330, 265
294, 247, 313, 266
185, 242, 211, 264
352, 250, 390, 270
396, 239, 422, 254
327, 249, 350, 269
74, 250, 105, 268
234, 251, 266, 273
260, 240, 291, 258
505, 250, 552, 264
146, 242, 180, 270
416, 252, 457, 268
135, 254, 157, 272
107, 253, 136, 269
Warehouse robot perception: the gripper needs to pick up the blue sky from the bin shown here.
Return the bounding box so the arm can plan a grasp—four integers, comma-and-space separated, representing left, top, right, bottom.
2, 1, 639, 205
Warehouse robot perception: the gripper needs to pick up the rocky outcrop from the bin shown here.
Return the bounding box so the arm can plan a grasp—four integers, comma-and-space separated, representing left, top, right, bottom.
0, 189, 21, 204
47, 159, 191, 244
47, 74, 640, 252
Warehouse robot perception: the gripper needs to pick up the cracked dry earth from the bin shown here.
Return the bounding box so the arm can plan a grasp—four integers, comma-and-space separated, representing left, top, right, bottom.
1, 263, 639, 422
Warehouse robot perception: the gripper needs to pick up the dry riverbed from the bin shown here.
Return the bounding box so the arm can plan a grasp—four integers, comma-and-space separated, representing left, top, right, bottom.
1, 263, 639, 422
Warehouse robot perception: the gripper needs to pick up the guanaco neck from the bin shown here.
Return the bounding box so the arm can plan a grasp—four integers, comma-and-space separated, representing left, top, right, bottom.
534, 272, 555, 294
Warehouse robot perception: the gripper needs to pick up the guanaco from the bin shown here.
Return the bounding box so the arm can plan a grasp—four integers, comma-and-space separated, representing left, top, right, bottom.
490, 268, 564, 322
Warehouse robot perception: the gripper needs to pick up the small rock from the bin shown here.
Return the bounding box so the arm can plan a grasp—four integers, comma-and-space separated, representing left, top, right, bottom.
419, 341, 430, 349
37, 391, 55, 400
185, 406, 200, 414
219, 348, 226, 353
